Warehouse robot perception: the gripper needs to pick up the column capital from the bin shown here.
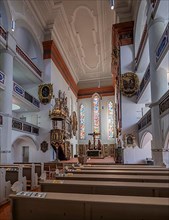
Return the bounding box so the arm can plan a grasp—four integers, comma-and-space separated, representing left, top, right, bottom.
147, 16, 165, 30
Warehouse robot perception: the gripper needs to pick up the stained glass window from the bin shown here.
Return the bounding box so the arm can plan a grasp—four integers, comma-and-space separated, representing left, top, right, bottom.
93, 94, 100, 133
79, 104, 85, 139
108, 101, 114, 139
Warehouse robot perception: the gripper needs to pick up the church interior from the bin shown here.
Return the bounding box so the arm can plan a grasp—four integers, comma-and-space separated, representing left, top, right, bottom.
0, 0, 169, 219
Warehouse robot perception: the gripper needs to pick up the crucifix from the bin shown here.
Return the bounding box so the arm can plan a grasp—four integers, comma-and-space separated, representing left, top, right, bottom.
88, 132, 100, 149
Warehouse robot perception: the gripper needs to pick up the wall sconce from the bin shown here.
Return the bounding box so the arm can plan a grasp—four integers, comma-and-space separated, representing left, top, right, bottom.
11, 19, 15, 32
110, 0, 115, 10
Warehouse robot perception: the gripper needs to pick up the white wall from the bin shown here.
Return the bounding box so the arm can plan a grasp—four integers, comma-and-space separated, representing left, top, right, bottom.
78, 95, 115, 145
120, 45, 151, 164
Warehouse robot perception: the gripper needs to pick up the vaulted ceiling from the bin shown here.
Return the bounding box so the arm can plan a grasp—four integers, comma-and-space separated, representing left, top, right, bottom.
27, 0, 139, 89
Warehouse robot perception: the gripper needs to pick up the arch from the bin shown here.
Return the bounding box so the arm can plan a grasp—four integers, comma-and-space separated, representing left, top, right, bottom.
134, 0, 147, 56
12, 135, 39, 150
11, 135, 39, 163
14, 19, 43, 70
140, 131, 152, 149
0, 0, 12, 30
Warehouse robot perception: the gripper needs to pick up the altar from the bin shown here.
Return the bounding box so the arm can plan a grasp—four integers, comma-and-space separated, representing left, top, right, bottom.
87, 150, 102, 158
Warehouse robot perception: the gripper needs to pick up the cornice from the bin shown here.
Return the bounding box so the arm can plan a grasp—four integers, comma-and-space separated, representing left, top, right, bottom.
78, 86, 114, 99
43, 40, 78, 97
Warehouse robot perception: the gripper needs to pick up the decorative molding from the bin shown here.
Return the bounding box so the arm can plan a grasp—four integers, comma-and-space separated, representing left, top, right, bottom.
43, 40, 78, 97
78, 86, 114, 99
71, 6, 100, 71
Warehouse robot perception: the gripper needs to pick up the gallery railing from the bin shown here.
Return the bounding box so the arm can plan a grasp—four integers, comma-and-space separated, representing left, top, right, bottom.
136, 64, 150, 102
13, 81, 40, 108
159, 89, 169, 116
0, 25, 7, 40
135, 24, 148, 71
0, 114, 3, 125
0, 71, 5, 85
138, 110, 151, 131
155, 22, 169, 67
16, 45, 42, 77
12, 118, 39, 135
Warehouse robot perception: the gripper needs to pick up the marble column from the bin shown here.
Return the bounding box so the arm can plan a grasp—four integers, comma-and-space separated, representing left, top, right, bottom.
0, 50, 14, 163
148, 17, 168, 165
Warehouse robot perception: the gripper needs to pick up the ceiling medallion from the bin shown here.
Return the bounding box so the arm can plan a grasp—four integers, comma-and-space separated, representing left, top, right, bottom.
120, 72, 139, 97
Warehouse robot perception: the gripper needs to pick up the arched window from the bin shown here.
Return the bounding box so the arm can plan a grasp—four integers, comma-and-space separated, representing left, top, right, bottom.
79, 104, 85, 139
93, 94, 100, 133
108, 101, 114, 139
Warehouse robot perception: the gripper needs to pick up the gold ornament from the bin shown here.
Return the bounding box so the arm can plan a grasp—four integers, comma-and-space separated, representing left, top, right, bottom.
120, 72, 139, 97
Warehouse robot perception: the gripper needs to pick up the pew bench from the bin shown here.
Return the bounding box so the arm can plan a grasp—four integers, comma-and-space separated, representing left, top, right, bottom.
66, 169, 169, 176
55, 173, 169, 183
40, 179, 169, 197
10, 192, 169, 220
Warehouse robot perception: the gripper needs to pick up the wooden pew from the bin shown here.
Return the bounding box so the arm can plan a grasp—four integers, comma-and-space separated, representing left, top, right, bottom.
55, 173, 169, 183
65, 169, 169, 176
71, 165, 169, 171
40, 179, 169, 198
14, 163, 44, 178
0, 164, 38, 190
0, 168, 11, 205
10, 192, 169, 220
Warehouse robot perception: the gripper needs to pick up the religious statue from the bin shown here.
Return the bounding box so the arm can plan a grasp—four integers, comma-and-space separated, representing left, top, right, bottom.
88, 140, 92, 150
88, 132, 100, 149
97, 139, 101, 150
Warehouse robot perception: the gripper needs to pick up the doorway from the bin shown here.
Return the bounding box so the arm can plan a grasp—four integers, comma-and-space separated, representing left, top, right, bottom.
22, 146, 29, 163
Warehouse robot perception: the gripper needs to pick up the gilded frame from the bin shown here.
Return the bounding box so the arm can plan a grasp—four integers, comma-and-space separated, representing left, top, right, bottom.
38, 83, 53, 104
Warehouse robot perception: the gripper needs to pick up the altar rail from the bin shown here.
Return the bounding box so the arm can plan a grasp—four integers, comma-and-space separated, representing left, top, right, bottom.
12, 118, 39, 135
16, 45, 42, 77
138, 110, 151, 131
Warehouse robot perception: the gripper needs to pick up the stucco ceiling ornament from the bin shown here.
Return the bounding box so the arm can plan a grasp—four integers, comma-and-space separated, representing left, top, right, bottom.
120, 72, 139, 97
